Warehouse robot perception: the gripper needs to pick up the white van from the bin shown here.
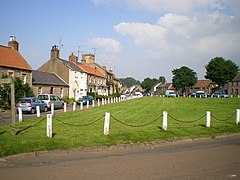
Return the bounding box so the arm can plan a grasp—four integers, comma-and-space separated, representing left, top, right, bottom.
165, 90, 176, 97
38, 94, 64, 110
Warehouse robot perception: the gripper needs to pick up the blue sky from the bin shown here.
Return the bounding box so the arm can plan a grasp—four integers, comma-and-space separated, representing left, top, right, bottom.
1, 0, 240, 82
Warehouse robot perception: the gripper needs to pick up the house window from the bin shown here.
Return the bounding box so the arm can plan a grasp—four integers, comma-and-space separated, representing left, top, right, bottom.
8, 71, 14, 77
38, 87, 42, 95
60, 88, 63, 98
22, 73, 27, 84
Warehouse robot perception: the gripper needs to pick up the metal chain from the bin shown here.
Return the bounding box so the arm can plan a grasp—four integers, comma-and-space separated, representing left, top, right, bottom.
53, 115, 104, 127
211, 112, 235, 122
110, 114, 162, 127
168, 114, 205, 123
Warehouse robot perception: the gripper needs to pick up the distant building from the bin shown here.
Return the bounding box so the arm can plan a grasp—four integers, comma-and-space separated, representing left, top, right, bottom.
228, 72, 240, 96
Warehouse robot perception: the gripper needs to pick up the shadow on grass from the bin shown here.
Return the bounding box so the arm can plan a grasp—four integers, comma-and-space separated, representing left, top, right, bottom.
0, 131, 7, 135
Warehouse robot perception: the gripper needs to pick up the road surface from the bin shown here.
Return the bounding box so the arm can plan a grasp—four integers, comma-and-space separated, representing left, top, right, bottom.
0, 134, 240, 179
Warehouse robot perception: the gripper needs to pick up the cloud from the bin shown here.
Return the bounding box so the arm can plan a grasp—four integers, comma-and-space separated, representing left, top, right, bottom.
88, 37, 122, 53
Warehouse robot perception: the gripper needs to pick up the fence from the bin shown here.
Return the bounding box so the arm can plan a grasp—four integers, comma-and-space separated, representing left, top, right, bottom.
1, 109, 239, 137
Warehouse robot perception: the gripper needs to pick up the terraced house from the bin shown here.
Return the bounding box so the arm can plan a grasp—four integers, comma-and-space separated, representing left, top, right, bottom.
0, 36, 32, 86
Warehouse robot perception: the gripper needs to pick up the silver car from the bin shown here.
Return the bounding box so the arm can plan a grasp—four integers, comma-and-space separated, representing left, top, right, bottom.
38, 94, 64, 110
17, 97, 48, 114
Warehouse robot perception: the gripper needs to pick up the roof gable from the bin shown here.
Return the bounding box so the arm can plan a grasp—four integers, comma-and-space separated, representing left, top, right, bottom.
0, 45, 31, 71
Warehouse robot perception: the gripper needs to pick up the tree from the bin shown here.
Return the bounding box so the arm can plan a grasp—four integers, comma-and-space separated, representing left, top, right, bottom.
159, 76, 166, 84
172, 66, 197, 94
140, 77, 159, 92
119, 77, 140, 87
0, 77, 33, 109
205, 57, 239, 87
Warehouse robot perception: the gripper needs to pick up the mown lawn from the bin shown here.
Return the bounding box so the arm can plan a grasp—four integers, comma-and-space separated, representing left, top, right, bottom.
0, 97, 239, 157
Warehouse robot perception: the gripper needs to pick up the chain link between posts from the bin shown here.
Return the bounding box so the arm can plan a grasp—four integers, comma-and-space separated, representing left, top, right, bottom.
53, 115, 105, 127
110, 114, 163, 127
211, 112, 236, 122
168, 114, 206, 123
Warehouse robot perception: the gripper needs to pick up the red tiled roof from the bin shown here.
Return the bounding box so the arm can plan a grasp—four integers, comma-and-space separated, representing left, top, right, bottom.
0, 45, 31, 71
78, 64, 105, 78
194, 80, 212, 88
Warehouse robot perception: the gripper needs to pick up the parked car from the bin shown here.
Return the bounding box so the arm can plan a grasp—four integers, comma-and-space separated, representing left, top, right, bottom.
196, 91, 206, 98
165, 90, 176, 97
38, 94, 64, 110
211, 92, 229, 98
77, 96, 94, 105
17, 97, 48, 114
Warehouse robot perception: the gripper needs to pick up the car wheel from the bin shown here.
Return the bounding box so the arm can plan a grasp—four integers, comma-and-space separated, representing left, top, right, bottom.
61, 103, 64, 109
44, 106, 48, 112
31, 108, 36, 114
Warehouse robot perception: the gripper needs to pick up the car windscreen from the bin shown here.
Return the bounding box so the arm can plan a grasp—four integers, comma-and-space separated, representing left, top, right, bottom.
38, 95, 48, 100
19, 99, 31, 103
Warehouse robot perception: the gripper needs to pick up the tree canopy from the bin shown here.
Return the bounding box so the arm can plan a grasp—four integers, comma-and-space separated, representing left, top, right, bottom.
205, 57, 239, 87
172, 66, 197, 93
140, 77, 159, 92
119, 77, 140, 87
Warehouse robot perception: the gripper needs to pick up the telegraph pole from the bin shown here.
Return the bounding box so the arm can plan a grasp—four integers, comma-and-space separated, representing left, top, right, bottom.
10, 76, 16, 134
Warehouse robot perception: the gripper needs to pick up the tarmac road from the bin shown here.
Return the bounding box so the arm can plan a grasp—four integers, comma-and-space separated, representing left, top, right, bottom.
0, 134, 240, 180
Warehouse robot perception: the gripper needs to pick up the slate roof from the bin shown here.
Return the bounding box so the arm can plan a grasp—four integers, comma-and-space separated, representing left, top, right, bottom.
0, 45, 31, 71
60, 59, 86, 73
32, 70, 68, 86
232, 72, 240, 82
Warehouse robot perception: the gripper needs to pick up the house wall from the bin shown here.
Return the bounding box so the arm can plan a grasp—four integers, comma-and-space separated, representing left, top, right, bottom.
32, 85, 69, 98
228, 81, 240, 96
69, 70, 87, 100
0, 67, 32, 86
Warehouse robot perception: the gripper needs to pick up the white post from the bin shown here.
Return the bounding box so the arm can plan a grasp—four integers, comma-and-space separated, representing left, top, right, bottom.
64, 103, 67, 113
92, 100, 95, 107
73, 102, 76, 111
119, 97, 121, 102
104, 112, 110, 135
36, 106, 40, 117
80, 102, 83, 110
102, 98, 104, 105
108, 98, 110, 104
86, 101, 89, 109
111, 98, 113, 103
51, 103, 54, 115
98, 99, 100, 106
105, 99, 107, 105
206, 111, 211, 127
47, 114, 52, 138
162, 111, 168, 131
18, 108, 23, 122
236, 109, 240, 125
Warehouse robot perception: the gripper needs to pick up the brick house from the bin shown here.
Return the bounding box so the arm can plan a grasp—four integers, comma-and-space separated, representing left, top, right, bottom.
32, 70, 69, 98
0, 36, 32, 86
38, 45, 88, 100
228, 72, 240, 96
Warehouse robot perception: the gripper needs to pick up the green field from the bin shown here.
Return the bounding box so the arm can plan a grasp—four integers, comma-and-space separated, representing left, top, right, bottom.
0, 97, 240, 157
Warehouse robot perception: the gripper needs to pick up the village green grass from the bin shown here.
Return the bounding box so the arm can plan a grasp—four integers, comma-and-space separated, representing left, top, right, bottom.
0, 97, 240, 157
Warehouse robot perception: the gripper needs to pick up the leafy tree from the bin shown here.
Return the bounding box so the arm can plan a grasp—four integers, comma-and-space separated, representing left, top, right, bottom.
140, 77, 159, 92
205, 57, 239, 87
0, 77, 33, 109
172, 66, 197, 94
159, 76, 166, 84
119, 77, 140, 87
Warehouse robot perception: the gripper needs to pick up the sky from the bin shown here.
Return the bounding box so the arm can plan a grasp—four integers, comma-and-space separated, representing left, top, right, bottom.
1, 0, 240, 82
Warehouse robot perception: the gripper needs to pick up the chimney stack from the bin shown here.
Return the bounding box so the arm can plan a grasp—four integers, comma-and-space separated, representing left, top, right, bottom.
69, 52, 78, 64
51, 45, 59, 59
8, 36, 19, 51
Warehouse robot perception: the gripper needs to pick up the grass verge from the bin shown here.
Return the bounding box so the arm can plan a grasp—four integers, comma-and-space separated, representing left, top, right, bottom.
0, 97, 239, 157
